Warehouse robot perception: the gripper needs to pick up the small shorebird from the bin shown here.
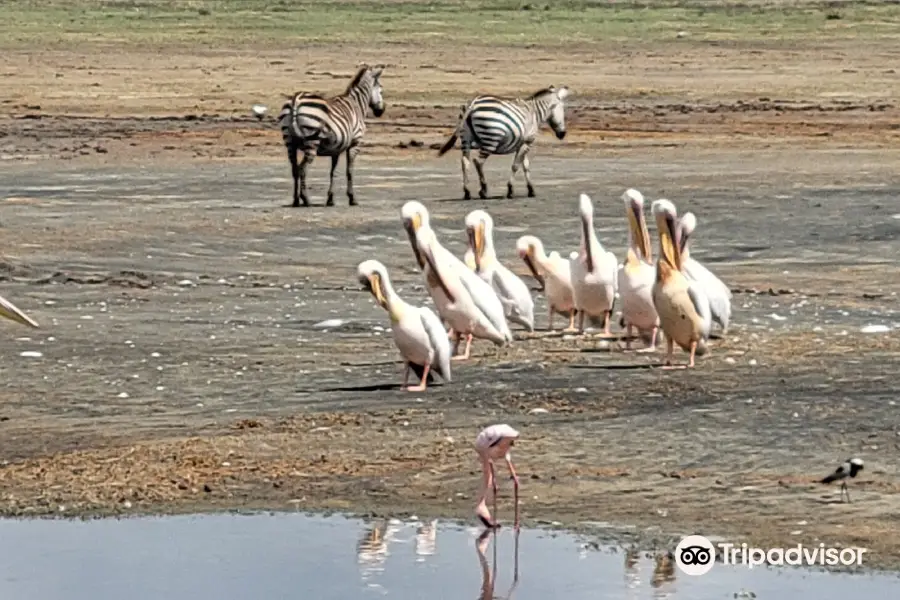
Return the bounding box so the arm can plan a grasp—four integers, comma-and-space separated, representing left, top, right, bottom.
251, 103, 268, 120
820, 457, 864, 503
474, 424, 521, 529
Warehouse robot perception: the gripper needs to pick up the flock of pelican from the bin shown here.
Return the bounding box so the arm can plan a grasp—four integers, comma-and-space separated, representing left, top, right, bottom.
357, 188, 733, 391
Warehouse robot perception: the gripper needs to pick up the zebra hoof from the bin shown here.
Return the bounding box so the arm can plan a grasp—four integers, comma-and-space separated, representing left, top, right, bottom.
506, 184, 514, 199
326, 195, 335, 207
463, 189, 471, 200
527, 186, 536, 198
348, 196, 358, 206
479, 189, 488, 200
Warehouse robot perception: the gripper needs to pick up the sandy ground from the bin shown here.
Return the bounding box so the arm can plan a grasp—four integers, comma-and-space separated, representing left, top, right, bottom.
2, 38, 900, 570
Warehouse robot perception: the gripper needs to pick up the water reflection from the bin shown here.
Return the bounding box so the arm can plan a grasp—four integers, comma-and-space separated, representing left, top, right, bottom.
415, 519, 438, 562
476, 529, 520, 600
0, 513, 896, 600
357, 520, 403, 580
650, 551, 677, 599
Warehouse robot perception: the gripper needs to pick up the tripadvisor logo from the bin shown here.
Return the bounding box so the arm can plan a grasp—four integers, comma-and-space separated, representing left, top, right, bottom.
674, 535, 868, 576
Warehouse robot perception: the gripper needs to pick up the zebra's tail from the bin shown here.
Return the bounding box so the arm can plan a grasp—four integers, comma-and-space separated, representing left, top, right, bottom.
437, 132, 458, 156
437, 102, 468, 156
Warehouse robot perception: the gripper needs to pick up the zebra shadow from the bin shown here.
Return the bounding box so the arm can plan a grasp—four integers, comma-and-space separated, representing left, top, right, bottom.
433, 194, 524, 204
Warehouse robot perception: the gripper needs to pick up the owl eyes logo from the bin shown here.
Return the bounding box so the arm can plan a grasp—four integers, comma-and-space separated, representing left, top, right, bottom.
675, 535, 716, 576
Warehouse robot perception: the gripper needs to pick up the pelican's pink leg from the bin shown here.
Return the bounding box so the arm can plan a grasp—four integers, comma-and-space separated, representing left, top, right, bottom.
637, 326, 658, 353
562, 309, 578, 333
661, 335, 685, 370
624, 323, 633, 351
595, 310, 616, 338
452, 333, 473, 361
506, 457, 520, 530
406, 363, 430, 392
451, 332, 462, 357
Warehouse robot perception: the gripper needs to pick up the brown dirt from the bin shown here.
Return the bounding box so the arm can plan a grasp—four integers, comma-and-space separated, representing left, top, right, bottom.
2, 36, 900, 571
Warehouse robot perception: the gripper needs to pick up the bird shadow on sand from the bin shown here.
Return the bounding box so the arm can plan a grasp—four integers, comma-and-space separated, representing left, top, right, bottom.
568, 363, 657, 371
303, 382, 403, 393
432, 194, 512, 203
280, 201, 344, 209
308, 381, 449, 393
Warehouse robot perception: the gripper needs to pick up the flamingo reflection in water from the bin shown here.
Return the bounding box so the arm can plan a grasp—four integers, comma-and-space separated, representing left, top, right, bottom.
356, 520, 401, 580
476, 529, 519, 600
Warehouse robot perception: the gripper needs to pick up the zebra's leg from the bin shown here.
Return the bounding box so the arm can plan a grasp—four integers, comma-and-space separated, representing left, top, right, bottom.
299, 150, 315, 206
326, 154, 340, 207
521, 145, 536, 198
473, 151, 489, 200
461, 147, 473, 200
288, 146, 304, 207
506, 146, 527, 199
345, 146, 359, 206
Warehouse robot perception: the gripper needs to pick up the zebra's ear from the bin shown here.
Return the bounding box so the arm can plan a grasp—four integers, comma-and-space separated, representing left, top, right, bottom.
372, 64, 385, 79
556, 86, 570, 101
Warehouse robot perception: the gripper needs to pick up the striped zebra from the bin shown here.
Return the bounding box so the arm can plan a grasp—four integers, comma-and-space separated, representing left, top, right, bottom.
279, 64, 386, 207
438, 85, 570, 200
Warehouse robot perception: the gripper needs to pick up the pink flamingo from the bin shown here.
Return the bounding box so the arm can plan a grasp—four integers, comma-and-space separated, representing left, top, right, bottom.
474, 424, 520, 529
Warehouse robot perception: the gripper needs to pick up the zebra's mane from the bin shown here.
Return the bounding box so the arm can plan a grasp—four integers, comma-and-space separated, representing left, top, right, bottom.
345, 66, 373, 94
527, 87, 556, 100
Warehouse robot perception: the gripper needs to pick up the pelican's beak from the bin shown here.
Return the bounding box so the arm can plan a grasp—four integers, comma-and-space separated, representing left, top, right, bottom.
404, 214, 425, 269
367, 273, 387, 307
473, 222, 485, 272
519, 247, 545, 290
421, 238, 455, 303
659, 211, 681, 271
0, 294, 39, 328
678, 220, 691, 255
581, 213, 594, 272
629, 202, 651, 261
466, 226, 480, 272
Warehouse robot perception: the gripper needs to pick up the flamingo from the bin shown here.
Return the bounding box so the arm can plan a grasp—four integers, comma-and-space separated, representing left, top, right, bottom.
474, 424, 520, 529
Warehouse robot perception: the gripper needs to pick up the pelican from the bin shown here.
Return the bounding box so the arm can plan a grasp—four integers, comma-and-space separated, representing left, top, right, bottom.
401, 200, 430, 272
464, 210, 535, 332
616, 188, 659, 351
678, 212, 732, 334
515, 235, 577, 332
650, 199, 709, 368
570, 193, 617, 336
358, 259, 451, 391
402, 203, 511, 360
0, 293, 39, 329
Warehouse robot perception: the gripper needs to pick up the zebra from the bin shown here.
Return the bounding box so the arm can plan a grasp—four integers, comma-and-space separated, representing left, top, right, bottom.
438, 85, 570, 200
279, 64, 386, 207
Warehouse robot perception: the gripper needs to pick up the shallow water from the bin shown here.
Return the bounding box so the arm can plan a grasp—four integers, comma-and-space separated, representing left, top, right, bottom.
0, 513, 898, 599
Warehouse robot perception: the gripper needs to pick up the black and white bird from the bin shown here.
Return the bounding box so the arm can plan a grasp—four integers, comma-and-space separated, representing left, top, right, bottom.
820, 458, 864, 503
251, 104, 268, 120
